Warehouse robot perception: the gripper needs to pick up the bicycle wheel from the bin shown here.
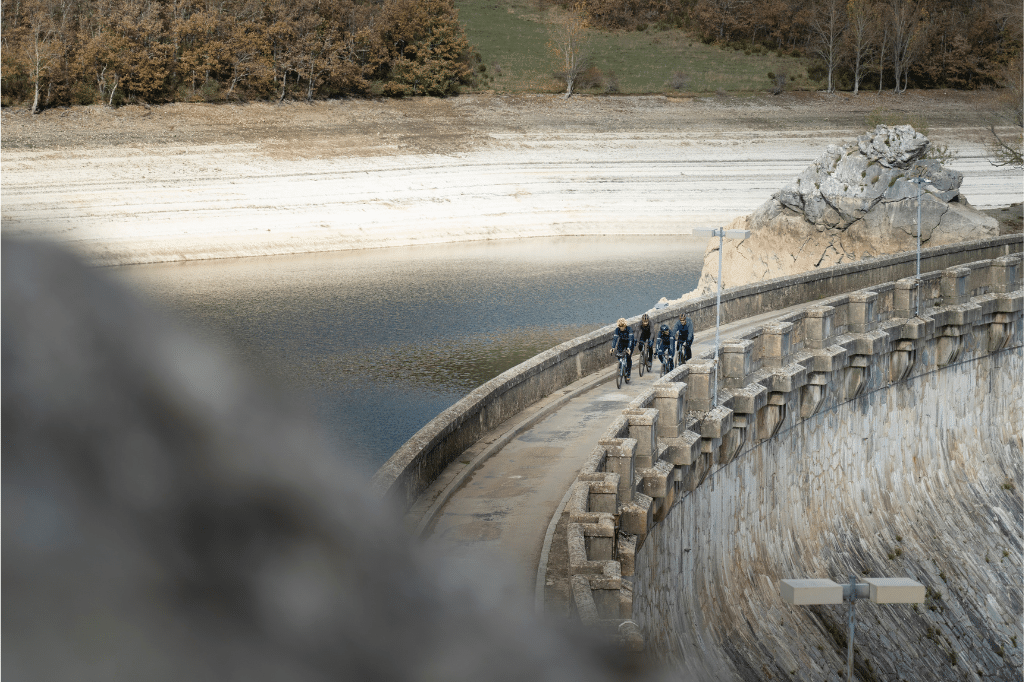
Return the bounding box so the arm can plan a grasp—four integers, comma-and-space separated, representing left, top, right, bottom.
616, 362, 623, 389
638, 348, 645, 377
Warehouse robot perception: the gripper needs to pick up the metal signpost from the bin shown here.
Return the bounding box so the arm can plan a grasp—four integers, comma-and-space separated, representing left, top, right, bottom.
691, 227, 751, 408
780, 576, 925, 682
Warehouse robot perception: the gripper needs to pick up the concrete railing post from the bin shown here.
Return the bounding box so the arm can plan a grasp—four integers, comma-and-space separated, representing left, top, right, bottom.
847, 291, 879, 332
803, 306, 836, 350
941, 266, 972, 306
991, 254, 1022, 294
760, 321, 793, 369
721, 339, 754, 389
893, 277, 920, 318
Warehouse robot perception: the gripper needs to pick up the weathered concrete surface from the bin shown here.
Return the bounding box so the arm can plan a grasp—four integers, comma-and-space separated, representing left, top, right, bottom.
376, 236, 1021, 512
632, 348, 1023, 681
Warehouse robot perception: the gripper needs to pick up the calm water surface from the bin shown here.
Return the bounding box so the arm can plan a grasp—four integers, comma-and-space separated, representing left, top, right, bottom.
113, 236, 705, 476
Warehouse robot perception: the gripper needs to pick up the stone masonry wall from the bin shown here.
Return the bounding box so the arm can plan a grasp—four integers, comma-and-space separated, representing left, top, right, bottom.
634, 348, 1022, 682
565, 252, 1022, 681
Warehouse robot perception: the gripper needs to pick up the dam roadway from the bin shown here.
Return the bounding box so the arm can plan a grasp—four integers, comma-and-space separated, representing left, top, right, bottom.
408, 303, 816, 612
379, 239, 1022, 680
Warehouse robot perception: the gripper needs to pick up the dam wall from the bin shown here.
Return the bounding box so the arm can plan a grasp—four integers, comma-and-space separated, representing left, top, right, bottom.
372, 236, 1021, 510
564, 252, 1022, 680
633, 338, 1022, 681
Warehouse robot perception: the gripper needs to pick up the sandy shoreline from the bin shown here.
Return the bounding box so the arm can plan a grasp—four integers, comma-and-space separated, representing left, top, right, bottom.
3, 93, 1021, 266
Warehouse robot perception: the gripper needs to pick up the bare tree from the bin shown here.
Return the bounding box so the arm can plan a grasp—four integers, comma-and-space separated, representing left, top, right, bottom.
987, 52, 1023, 167
845, 0, 876, 94
548, 2, 590, 98
810, 0, 846, 92
23, 0, 70, 113
889, 0, 926, 94
877, 19, 888, 92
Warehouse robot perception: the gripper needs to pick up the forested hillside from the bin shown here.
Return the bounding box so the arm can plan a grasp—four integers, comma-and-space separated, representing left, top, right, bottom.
1, 0, 1020, 111
557, 0, 1022, 92
1, 0, 475, 111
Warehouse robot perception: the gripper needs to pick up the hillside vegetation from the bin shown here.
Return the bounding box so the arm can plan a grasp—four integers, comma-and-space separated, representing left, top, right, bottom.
1, 0, 1020, 111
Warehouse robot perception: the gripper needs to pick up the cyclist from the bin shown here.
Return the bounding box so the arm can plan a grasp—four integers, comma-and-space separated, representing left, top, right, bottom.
634, 313, 654, 368
610, 317, 635, 383
656, 324, 675, 372
674, 310, 694, 365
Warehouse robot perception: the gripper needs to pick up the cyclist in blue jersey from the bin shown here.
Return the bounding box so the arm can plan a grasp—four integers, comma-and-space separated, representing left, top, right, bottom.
635, 313, 654, 368
673, 311, 694, 364
655, 324, 675, 372
610, 317, 635, 382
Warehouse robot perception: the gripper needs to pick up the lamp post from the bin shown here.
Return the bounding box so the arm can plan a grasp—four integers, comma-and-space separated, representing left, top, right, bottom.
908, 173, 930, 318
780, 576, 925, 682
692, 227, 751, 408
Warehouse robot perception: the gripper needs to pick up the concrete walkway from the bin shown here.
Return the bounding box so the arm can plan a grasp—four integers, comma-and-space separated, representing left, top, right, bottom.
409, 302, 822, 613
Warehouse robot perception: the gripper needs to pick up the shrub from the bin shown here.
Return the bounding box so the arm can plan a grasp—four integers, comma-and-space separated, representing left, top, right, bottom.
576, 65, 604, 90
668, 71, 690, 90
604, 71, 619, 93
769, 70, 787, 95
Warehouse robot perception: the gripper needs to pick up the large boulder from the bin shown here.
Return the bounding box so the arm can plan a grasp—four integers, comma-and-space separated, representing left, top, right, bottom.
692, 125, 999, 295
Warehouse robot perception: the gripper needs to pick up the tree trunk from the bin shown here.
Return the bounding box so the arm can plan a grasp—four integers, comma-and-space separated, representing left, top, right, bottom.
878, 31, 886, 92
108, 73, 118, 107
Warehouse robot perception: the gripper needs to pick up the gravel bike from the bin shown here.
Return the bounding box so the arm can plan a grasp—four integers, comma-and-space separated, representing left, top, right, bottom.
658, 341, 674, 376
615, 349, 630, 389
635, 340, 651, 377
676, 334, 692, 367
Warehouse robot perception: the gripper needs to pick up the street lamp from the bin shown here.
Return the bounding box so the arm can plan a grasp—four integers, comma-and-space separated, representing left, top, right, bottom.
781, 576, 925, 682
908, 172, 931, 318
691, 227, 751, 407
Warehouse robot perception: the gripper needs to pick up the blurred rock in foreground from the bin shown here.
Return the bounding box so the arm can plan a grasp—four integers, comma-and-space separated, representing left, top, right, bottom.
1, 239, 647, 682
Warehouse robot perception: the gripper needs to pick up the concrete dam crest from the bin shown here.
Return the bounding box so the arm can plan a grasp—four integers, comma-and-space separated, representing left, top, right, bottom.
382, 236, 1023, 682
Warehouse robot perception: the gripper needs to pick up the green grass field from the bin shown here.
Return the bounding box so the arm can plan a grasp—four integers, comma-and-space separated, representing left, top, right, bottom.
455, 0, 818, 94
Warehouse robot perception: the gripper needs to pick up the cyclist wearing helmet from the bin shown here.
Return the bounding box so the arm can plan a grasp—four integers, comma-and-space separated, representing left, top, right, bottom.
635, 313, 654, 367
610, 317, 635, 382
673, 310, 694, 364
656, 324, 675, 371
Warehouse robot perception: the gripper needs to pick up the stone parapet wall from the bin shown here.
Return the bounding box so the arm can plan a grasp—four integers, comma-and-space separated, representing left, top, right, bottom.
372, 236, 1020, 510
565, 253, 1023, 678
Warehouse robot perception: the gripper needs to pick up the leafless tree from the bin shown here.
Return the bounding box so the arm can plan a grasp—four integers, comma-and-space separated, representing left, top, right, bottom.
548, 2, 590, 98
810, 0, 846, 92
889, 0, 926, 94
23, 0, 70, 113
877, 20, 888, 92
844, 0, 876, 94
987, 53, 1023, 167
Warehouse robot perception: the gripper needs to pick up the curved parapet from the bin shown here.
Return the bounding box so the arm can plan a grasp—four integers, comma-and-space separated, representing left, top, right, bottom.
373, 236, 1021, 512
565, 252, 1023, 679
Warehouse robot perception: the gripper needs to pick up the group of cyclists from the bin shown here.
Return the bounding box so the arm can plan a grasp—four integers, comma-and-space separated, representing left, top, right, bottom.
610, 310, 694, 383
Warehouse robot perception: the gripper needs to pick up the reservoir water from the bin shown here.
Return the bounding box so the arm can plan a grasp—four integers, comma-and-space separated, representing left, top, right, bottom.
112, 236, 706, 477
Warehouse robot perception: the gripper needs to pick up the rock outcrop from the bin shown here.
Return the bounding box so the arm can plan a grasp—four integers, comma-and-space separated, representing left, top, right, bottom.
692, 125, 999, 295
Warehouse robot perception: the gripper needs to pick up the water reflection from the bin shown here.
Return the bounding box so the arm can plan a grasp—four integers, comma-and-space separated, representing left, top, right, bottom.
113, 236, 705, 476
